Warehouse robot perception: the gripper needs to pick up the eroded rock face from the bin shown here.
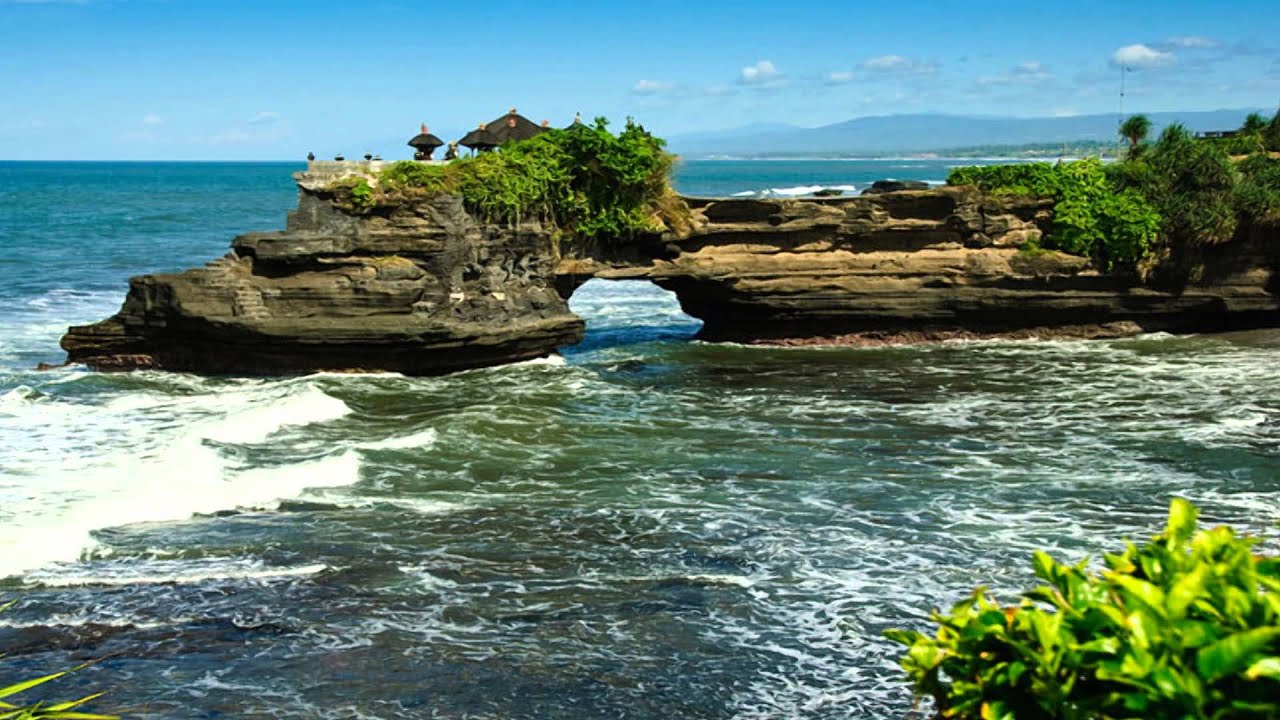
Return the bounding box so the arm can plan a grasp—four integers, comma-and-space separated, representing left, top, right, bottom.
61, 177, 1280, 375
559, 187, 1280, 342
61, 180, 583, 374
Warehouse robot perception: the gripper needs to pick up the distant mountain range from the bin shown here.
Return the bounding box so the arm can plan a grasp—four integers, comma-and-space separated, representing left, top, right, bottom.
666, 109, 1266, 157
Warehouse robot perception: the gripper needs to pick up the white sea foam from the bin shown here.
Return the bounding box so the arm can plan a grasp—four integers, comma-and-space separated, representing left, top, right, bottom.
0, 381, 359, 578
359, 427, 439, 450
730, 184, 861, 198
26, 559, 328, 588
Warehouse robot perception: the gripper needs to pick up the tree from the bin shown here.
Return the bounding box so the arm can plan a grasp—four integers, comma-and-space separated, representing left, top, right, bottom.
1265, 106, 1280, 152
1119, 114, 1152, 159
1241, 112, 1268, 134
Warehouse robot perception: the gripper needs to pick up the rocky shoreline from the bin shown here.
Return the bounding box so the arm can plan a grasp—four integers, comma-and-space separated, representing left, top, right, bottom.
59, 169, 1280, 375
744, 322, 1147, 348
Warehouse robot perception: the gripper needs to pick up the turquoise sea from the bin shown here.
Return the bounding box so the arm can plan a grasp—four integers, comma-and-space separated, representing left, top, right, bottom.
1, 160, 1278, 718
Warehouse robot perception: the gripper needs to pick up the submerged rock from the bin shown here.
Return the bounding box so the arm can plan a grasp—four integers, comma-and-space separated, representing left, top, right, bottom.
861, 180, 931, 195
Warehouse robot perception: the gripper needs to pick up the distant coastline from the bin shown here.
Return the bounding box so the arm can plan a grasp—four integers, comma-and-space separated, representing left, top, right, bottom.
678, 140, 1120, 162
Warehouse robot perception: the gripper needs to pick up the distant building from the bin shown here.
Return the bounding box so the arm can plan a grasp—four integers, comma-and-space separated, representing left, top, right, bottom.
454, 108, 552, 155
407, 123, 445, 160
1197, 130, 1240, 139
458, 123, 500, 154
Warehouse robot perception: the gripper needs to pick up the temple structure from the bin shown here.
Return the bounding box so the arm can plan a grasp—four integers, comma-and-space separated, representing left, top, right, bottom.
406, 124, 444, 160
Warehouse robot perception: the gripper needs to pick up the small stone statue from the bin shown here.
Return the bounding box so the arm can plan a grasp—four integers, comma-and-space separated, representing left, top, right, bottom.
444, 142, 459, 161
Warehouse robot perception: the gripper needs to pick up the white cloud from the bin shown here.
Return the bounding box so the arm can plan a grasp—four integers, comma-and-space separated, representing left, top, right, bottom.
739, 59, 783, 85
825, 70, 854, 85
978, 61, 1053, 86
1112, 43, 1176, 69
1165, 36, 1218, 49
247, 111, 280, 125
859, 55, 939, 75
632, 79, 672, 95
141, 113, 164, 126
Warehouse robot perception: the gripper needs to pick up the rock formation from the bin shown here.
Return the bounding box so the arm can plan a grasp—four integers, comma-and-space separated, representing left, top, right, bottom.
61, 173, 582, 374
61, 171, 1280, 375
562, 188, 1280, 342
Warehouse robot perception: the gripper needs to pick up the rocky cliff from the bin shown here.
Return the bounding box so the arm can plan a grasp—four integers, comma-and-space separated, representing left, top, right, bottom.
61, 175, 582, 374
61, 171, 1280, 374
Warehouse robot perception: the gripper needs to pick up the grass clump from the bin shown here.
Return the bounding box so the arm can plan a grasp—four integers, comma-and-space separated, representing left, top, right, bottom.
886, 498, 1280, 720
332, 117, 687, 242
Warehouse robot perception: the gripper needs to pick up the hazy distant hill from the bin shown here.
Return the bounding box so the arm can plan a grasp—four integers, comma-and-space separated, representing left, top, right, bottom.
667, 110, 1264, 157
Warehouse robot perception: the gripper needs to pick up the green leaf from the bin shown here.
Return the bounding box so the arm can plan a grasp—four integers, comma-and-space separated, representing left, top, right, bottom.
0, 672, 69, 701
1196, 628, 1280, 681
1244, 657, 1280, 680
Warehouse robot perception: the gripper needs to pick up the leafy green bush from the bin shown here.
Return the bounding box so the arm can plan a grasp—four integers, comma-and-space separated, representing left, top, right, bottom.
1263, 108, 1280, 153
1235, 155, 1280, 227
948, 160, 1159, 269
947, 163, 1061, 197
336, 117, 685, 241
885, 498, 1280, 720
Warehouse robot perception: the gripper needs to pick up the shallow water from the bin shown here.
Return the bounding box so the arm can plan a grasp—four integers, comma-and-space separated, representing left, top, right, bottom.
0, 161, 1277, 718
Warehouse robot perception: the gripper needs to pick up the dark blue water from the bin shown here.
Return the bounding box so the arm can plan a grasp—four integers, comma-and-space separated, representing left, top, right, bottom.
1, 161, 1277, 719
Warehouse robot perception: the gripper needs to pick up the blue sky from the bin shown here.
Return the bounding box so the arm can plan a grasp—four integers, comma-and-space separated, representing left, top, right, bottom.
1, 0, 1277, 159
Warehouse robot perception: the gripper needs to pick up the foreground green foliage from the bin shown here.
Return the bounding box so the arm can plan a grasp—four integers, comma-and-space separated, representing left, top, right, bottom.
886, 499, 1280, 720
948, 160, 1159, 269
948, 106, 1280, 272
0, 671, 115, 719
333, 117, 687, 240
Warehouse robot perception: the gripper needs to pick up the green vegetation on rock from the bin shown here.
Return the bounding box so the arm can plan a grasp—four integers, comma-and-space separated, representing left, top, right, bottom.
331, 117, 689, 240
948, 106, 1280, 273
949, 160, 1159, 269
886, 498, 1280, 720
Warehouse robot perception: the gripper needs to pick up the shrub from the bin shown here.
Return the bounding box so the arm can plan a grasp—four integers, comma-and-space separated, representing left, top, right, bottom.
1235, 155, 1280, 227
948, 160, 1159, 269
1264, 108, 1280, 153
1144, 125, 1239, 248
885, 498, 1280, 720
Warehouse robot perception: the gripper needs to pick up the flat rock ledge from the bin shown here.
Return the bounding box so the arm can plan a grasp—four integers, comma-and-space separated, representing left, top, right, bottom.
60, 176, 1280, 375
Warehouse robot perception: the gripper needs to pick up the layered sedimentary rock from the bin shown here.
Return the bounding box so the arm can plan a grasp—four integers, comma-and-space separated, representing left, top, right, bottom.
560, 187, 1280, 342
62, 172, 1280, 375
61, 174, 582, 374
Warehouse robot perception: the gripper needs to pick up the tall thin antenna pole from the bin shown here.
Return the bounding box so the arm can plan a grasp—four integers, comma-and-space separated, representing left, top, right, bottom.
1119, 65, 1126, 121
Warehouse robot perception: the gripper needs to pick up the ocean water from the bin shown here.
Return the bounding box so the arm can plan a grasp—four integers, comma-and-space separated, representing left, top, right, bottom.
0, 160, 1278, 719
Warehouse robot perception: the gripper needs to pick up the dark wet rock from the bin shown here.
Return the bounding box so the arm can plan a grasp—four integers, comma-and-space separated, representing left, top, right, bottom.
812, 188, 843, 197
861, 179, 931, 194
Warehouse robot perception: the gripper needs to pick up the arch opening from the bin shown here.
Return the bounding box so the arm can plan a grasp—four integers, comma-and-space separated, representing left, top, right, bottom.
564, 279, 702, 355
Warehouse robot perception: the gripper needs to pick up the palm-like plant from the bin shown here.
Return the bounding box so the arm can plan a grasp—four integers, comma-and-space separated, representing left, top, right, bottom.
1265, 107, 1280, 152
1241, 112, 1268, 134
1119, 114, 1153, 158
